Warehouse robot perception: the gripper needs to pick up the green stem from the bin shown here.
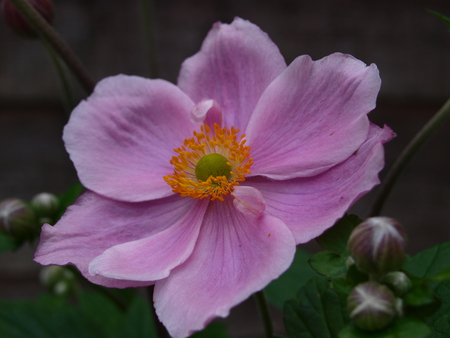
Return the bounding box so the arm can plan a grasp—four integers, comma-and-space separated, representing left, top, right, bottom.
41, 39, 74, 116
370, 97, 450, 216
9, 0, 96, 94
254, 290, 274, 338
139, 0, 161, 78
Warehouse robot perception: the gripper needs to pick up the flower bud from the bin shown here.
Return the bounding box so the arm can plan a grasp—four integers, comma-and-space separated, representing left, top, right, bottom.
347, 281, 397, 331
1, 0, 54, 38
0, 198, 36, 240
40, 265, 75, 296
382, 271, 412, 296
31, 192, 60, 217
347, 217, 407, 276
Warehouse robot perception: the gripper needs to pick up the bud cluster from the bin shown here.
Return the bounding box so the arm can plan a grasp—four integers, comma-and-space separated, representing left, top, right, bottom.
0, 198, 37, 241
0, 192, 60, 245
40, 265, 76, 296
31, 192, 60, 225
347, 217, 407, 277
347, 281, 397, 331
345, 217, 411, 332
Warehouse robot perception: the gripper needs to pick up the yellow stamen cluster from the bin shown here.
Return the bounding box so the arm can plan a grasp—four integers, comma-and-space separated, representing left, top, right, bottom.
164, 123, 253, 201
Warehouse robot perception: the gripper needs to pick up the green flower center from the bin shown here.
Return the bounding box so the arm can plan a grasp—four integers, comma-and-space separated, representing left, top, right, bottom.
195, 153, 232, 182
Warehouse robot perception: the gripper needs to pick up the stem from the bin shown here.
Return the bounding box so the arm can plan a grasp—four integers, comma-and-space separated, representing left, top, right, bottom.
41, 39, 74, 116
147, 285, 169, 338
9, 0, 96, 94
370, 97, 450, 216
254, 290, 274, 338
139, 0, 161, 78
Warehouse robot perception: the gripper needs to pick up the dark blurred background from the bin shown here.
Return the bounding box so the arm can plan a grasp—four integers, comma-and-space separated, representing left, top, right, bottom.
1, 0, 450, 336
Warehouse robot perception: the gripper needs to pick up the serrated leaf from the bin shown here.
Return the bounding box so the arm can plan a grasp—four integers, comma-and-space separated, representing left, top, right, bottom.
189, 322, 230, 338
403, 242, 450, 282
402, 242, 450, 336
338, 318, 431, 338
316, 214, 362, 256
284, 277, 349, 338
309, 251, 347, 278
265, 247, 316, 309
426, 280, 450, 337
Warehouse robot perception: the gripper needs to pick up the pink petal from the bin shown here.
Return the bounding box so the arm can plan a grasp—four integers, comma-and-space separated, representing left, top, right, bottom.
34, 191, 201, 288
246, 53, 380, 179
232, 185, 265, 217
178, 17, 286, 132
154, 195, 296, 338
64, 75, 197, 202
190, 99, 223, 127
89, 198, 208, 281
246, 124, 394, 244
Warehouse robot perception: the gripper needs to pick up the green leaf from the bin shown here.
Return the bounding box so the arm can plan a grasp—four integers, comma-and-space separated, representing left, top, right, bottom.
429, 266, 450, 282
338, 318, 431, 338
404, 284, 436, 307
309, 251, 347, 278
403, 242, 450, 281
284, 277, 349, 338
0, 231, 18, 252
426, 280, 450, 337
119, 296, 157, 338
316, 214, 362, 256
402, 242, 450, 336
0, 291, 157, 338
265, 247, 316, 309
333, 278, 354, 299
0, 294, 96, 338
189, 322, 230, 338
346, 264, 368, 287
403, 281, 441, 319
77, 291, 124, 337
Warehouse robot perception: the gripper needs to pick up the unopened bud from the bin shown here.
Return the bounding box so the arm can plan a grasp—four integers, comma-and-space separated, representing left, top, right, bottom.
347, 281, 397, 331
348, 217, 407, 276
382, 271, 412, 296
40, 265, 75, 295
31, 192, 60, 217
1, 0, 54, 38
0, 198, 36, 240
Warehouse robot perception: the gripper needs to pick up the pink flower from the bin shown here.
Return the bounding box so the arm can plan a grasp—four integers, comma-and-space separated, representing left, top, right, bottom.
35, 18, 393, 337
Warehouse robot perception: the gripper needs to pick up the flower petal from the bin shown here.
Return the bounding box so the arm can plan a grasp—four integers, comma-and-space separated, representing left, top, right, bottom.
178, 17, 286, 132
246, 124, 394, 244
64, 75, 197, 202
232, 185, 265, 217
89, 199, 209, 281
246, 53, 380, 179
34, 191, 201, 288
154, 195, 296, 338
190, 99, 223, 127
